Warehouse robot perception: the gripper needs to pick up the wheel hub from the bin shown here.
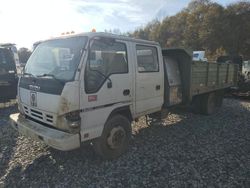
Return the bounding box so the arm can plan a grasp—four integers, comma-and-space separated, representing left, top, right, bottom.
107, 126, 126, 149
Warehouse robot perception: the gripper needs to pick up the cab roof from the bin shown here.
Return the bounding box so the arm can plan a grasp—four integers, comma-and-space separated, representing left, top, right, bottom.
39, 32, 159, 46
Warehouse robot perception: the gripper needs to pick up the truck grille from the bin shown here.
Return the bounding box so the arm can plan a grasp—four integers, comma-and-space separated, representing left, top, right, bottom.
23, 105, 54, 125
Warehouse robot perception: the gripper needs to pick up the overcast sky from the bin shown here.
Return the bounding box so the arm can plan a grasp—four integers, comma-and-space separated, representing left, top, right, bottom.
0, 0, 239, 49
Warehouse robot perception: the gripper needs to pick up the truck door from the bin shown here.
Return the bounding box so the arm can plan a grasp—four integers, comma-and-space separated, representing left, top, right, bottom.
79, 37, 133, 140
0, 48, 17, 102
134, 44, 164, 116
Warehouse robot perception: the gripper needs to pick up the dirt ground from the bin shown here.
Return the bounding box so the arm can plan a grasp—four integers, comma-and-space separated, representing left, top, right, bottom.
0, 98, 250, 187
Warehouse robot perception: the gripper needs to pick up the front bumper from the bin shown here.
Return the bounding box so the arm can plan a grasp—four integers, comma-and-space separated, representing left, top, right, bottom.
9, 113, 80, 151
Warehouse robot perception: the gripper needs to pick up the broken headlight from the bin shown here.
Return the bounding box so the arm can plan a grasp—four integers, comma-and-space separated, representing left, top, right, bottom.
64, 110, 81, 129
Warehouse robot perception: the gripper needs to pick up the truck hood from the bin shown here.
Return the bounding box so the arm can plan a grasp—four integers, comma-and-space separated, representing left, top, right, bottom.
19, 77, 80, 115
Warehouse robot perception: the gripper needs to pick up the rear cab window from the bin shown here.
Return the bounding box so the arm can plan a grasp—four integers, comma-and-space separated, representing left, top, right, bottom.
136, 45, 159, 73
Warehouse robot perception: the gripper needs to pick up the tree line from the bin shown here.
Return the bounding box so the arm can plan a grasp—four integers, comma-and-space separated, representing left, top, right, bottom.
18, 48, 32, 64
129, 0, 250, 60
18, 0, 250, 63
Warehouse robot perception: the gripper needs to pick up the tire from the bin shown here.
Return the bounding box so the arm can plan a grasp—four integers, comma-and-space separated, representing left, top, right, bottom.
215, 90, 224, 108
93, 114, 131, 160
201, 91, 223, 115
191, 95, 203, 114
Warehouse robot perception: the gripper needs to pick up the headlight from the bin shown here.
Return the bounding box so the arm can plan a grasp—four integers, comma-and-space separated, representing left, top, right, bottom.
64, 110, 81, 129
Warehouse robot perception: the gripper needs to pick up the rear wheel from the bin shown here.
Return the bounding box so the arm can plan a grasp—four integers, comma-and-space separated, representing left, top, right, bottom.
201, 91, 224, 115
191, 95, 203, 114
93, 114, 131, 160
215, 90, 224, 108
192, 90, 224, 115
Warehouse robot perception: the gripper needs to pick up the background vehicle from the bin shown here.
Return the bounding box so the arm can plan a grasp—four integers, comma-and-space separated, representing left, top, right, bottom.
192, 51, 207, 62
217, 55, 250, 96
0, 43, 22, 74
10, 33, 238, 159
0, 47, 18, 102
242, 60, 250, 80
236, 60, 250, 96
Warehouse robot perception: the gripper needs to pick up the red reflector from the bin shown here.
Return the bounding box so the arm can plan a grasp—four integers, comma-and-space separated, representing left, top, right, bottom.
88, 95, 97, 102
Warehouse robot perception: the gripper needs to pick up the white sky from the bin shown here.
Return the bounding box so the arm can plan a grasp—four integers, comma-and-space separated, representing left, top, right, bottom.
0, 0, 239, 49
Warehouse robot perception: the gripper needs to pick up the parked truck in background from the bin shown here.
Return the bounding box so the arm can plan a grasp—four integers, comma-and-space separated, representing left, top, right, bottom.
193, 51, 207, 62
0, 47, 18, 102
9, 33, 238, 159
242, 60, 250, 80
0, 43, 22, 74
216, 55, 250, 96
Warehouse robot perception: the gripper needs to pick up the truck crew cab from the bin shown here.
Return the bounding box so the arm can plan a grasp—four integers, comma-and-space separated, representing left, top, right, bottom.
10, 32, 238, 159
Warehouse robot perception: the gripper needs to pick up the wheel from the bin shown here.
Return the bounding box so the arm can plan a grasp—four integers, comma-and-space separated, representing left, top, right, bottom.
191, 95, 203, 114
202, 92, 217, 115
201, 91, 223, 115
192, 90, 224, 115
215, 90, 224, 108
93, 115, 131, 160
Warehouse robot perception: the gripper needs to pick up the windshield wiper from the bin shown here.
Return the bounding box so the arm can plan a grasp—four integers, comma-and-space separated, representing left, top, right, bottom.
37, 74, 64, 84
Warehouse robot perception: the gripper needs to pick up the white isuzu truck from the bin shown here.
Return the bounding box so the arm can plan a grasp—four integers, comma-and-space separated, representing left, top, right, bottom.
10, 32, 238, 159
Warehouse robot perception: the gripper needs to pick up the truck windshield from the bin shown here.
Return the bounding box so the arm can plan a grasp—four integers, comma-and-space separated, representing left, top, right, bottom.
25, 36, 87, 81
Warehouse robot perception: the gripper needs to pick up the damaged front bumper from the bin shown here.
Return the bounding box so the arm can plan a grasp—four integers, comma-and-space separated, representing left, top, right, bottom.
9, 113, 80, 151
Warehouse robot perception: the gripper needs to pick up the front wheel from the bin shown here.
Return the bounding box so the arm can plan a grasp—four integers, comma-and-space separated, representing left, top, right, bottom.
93, 115, 131, 160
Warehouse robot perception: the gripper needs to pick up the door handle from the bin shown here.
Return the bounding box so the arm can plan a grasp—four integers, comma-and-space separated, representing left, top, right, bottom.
156, 85, 160, 90
123, 89, 130, 96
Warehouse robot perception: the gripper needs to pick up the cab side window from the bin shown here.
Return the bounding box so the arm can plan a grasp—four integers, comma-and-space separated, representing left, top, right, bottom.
85, 38, 128, 93
136, 45, 159, 72
0, 50, 7, 64
0, 49, 15, 70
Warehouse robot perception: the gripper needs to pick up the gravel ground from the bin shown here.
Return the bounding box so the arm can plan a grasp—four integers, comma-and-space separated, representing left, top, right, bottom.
0, 98, 250, 187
